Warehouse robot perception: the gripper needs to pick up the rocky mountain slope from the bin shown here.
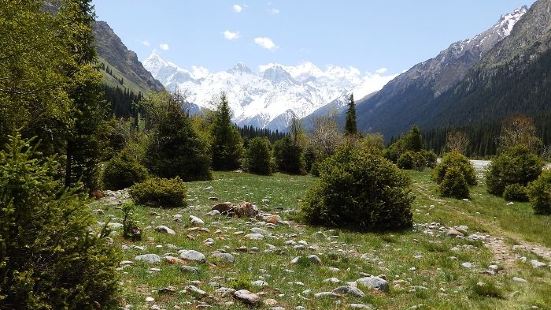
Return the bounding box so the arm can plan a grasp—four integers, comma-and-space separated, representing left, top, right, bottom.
94, 21, 164, 93
144, 54, 395, 131
352, 6, 528, 139
418, 0, 551, 131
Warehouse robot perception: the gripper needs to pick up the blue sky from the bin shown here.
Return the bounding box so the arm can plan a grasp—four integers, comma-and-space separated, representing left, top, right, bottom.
92, 0, 535, 74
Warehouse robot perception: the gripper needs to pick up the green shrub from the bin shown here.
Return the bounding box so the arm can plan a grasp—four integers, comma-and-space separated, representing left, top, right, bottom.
0, 134, 119, 309
434, 151, 477, 186
421, 150, 438, 168
244, 137, 272, 175
130, 177, 187, 208
273, 136, 306, 175
527, 171, 551, 215
486, 146, 543, 196
503, 183, 529, 202
102, 151, 148, 190
122, 204, 142, 241
302, 143, 414, 231
397, 151, 416, 170
439, 166, 470, 199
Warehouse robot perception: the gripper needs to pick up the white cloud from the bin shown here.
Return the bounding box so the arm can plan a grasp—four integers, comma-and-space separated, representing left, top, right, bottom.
254, 37, 277, 50
141, 40, 151, 47
375, 67, 388, 74
223, 30, 240, 41
269, 8, 280, 15
232, 4, 243, 13
159, 43, 170, 51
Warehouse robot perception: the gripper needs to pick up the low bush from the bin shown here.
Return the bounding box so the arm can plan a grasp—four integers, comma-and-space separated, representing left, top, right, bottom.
503, 183, 529, 202
244, 137, 272, 175
421, 150, 438, 168
302, 144, 414, 231
440, 166, 470, 199
434, 151, 477, 186
102, 151, 148, 190
130, 177, 187, 208
486, 146, 543, 196
122, 204, 142, 241
397, 151, 416, 170
527, 171, 551, 215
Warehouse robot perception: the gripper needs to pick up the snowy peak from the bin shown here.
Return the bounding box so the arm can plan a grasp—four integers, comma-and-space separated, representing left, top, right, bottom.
143, 53, 396, 131
495, 6, 529, 37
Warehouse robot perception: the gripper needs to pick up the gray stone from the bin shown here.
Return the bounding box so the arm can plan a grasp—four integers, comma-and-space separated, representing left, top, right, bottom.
211, 251, 235, 264
186, 285, 207, 297
356, 276, 389, 293
214, 287, 235, 297
190, 215, 205, 226
332, 286, 365, 297
530, 259, 547, 269
314, 292, 341, 299
512, 277, 528, 283
461, 262, 473, 269
251, 280, 268, 288
180, 266, 200, 274
134, 254, 161, 264
234, 289, 261, 305
179, 250, 206, 263
308, 255, 322, 264
349, 304, 374, 309
245, 233, 264, 240
155, 225, 175, 235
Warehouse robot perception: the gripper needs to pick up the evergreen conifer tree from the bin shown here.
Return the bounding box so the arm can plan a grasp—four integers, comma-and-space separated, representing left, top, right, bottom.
211, 93, 244, 170
344, 93, 358, 135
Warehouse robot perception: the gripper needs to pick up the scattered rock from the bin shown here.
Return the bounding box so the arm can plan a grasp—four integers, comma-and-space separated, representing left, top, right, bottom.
530, 259, 547, 269
349, 304, 374, 309
332, 286, 365, 297
512, 277, 528, 283
186, 285, 207, 298
245, 233, 264, 240
308, 255, 322, 265
252, 280, 269, 288
211, 251, 235, 264
164, 256, 185, 265
181, 266, 200, 274
461, 262, 473, 269
314, 292, 341, 299
446, 228, 464, 237
264, 298, 278, 306
179, 250, 206, 263
155, 225, 176, 235
134, 254, 161, 264
214, 287, 236, 297
190, 215, 205, 226
265, 214, 282, 225
234, 289, 261, 305
356, 276, 389, 293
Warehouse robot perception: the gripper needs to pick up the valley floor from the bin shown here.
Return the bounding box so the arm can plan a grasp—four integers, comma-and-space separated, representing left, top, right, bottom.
91, 170, 551, 310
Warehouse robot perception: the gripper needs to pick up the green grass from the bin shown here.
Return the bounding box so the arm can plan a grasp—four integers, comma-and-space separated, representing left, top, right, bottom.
91, 170, 551, 310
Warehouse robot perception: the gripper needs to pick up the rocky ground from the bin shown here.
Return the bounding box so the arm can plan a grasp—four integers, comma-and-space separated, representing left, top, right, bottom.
90, 171, 551, 310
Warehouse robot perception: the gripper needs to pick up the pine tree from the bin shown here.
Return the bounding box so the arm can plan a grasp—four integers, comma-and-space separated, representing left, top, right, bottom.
60, 0, 108, 190
145, 93, 212, 181
211, 93, 244, 170
345, 93, 358, 135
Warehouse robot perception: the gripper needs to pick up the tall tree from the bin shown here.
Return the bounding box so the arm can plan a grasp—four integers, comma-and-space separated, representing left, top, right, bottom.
210, 93, 243, 170
344, 93, 358, 136
145, 92, 212, 181
59, 0, 108, 190
0, 1, 72, 153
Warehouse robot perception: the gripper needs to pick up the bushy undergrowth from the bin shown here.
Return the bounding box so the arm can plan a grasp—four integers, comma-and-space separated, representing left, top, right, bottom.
130, 177, 187, 208
102, 151, 148, 190
503, 183, 529, 202
440, 166, 470, 199
486, 146, 543, 197
527, 171, 551, 215
0, 135, 119, 309
434, 151, 477, 186
302, 143, 413, 231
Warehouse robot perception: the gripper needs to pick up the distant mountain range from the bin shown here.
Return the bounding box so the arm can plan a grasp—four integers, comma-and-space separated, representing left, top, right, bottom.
352, 6, 529, 139
143, 54, 395, 131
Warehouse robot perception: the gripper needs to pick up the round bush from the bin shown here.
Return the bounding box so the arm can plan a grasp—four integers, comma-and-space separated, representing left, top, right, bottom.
102, 152, 148, 190
486, 146, 543, 196
440, 166, 470, 199
130, 177, 187, 208
273, 137, 305, 175
397, 151, 415, 170
503, 184, 529, 202
527, 171, 551, 215
421, 150, 438, 168
302, 144, 414, 231
244, 137, 272, 175
434, 151, 477, 186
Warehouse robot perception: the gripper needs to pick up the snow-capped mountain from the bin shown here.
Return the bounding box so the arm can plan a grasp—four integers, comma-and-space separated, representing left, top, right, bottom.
353, 6, 528, 139
144, 54, 395, 130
